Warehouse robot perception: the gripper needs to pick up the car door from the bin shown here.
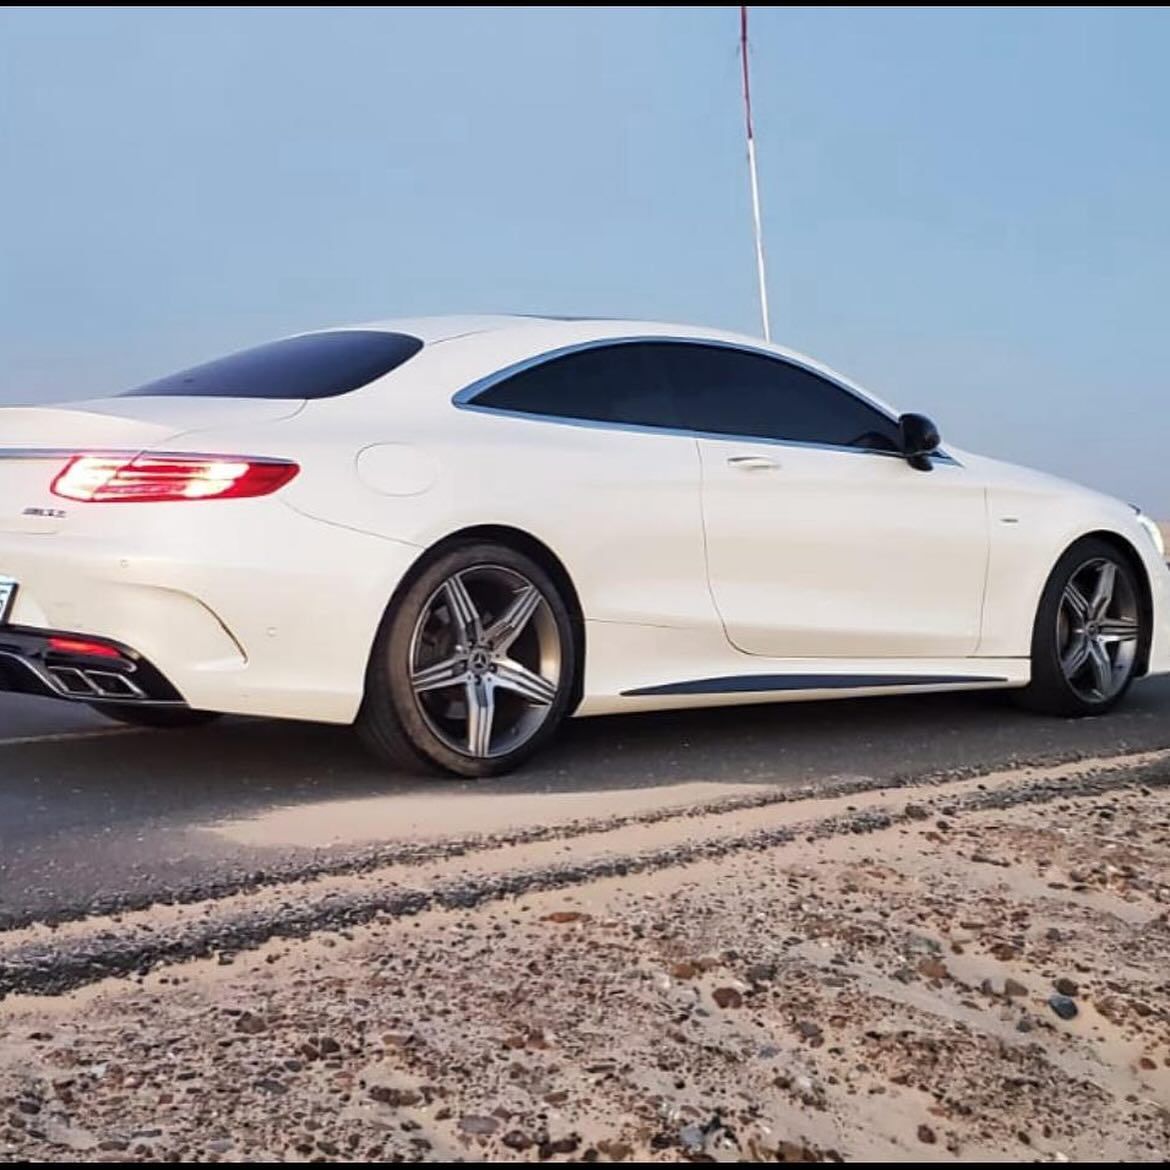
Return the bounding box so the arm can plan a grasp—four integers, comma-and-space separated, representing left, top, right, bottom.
653, 342, 989, 659
454, 340, 712, 631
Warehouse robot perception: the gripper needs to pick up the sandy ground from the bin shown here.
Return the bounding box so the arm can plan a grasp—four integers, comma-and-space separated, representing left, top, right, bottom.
1, 751, 1168, 1162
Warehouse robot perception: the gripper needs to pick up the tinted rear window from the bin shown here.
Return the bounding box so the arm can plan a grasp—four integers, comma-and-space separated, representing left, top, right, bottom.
471, 342, 681, 429
122, 330, 423, 400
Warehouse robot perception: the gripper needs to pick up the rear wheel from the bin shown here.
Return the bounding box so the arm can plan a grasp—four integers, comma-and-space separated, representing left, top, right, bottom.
92, 704, 221, 729
357, 542, 577, 778
1016, 538, 1145, 716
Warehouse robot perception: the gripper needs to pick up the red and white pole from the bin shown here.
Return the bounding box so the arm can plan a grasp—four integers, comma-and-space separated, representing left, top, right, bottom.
740, 6, 772, 342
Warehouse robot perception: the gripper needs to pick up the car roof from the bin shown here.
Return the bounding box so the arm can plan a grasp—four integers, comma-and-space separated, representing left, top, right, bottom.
340, 314, 638, 344
330, 315, 894, 415
339, 313, 814, 363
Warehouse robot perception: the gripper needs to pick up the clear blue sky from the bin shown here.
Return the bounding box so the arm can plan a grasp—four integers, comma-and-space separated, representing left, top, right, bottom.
1, 6, 1166, 511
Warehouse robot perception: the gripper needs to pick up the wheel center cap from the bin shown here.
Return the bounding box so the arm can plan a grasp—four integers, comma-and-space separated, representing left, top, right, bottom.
468, 647, 493, 675
1087, 622, 1099, 637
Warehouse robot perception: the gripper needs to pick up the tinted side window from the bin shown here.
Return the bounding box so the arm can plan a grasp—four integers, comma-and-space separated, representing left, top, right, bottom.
660, 344, 901, 452
471, 343, 680, 429
123, 331, 423, 400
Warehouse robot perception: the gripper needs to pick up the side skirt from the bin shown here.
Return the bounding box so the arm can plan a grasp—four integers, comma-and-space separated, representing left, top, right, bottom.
623, 672, 1008, 698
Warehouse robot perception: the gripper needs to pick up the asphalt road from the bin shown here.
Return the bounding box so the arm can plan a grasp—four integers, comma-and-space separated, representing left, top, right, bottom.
2, 679, 1169, 928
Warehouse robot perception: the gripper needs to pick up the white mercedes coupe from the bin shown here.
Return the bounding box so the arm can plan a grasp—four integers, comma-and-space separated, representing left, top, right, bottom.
0, 316, 1166, 776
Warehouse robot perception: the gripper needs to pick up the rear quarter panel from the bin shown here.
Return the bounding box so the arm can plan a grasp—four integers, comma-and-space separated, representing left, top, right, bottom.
275, 335, 716, 632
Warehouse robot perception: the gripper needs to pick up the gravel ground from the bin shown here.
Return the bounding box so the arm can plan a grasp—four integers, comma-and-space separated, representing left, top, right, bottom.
1, 751, 1168, 1162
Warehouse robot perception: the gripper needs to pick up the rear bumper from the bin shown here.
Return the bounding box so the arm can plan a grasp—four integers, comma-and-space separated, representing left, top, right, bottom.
0, 625, 185, 706
0, 502, 423, 723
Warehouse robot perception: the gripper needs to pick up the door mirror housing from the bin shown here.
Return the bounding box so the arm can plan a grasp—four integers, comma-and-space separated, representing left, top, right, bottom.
898, 413, 941, 471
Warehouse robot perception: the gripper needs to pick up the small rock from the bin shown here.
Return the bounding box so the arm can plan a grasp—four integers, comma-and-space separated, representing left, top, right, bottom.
543, 911, 589, 924
234, 1012, 267, 1035
906, 933, 941, 955
369, 1086, 421, 1107
598, 1138, 632, 1161
1004, 978, 1028, 998
670, 961, 698, 980
544, 1134, 581, 1155
795, 1020, 823, 1042
904, 803, 929, 821
1053, 977, 1079, 998
458, 1115, 498, 1136
918, 1124, 937, 1145
917, 956, 948, 980
1048, 994, 1078, 1021
712, 987, 743, 1009
774, 1139, 824, 1161
745, 962, 777, 985
790, 1075, 823, 1106
318, 1036, 342, 1055
501, 1130, 532, 1151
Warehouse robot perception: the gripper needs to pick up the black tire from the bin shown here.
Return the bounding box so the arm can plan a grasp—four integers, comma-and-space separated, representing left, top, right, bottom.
356, 541, 577, 778
92, 704, 222, 729
1015, 536, 1146, 717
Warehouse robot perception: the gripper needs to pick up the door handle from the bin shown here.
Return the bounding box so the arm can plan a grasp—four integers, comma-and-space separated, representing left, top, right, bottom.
727, 454, 779, 471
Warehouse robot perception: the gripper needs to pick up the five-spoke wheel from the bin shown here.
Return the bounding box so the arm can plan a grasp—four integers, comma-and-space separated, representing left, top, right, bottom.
1056, 557, 1141, 704
1018, 537, 1147, 717
409, 565, 563, 759
357, 543, 575, 776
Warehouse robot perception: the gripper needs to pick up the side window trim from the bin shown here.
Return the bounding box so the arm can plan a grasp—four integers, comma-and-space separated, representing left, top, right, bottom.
452, 336, 955, 464
450, 338, 668, 410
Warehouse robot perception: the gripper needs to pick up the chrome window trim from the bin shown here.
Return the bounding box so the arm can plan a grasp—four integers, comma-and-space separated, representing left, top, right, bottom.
0, 448, 293, 464
451, 335, 958, 466
0, 448, 90, 460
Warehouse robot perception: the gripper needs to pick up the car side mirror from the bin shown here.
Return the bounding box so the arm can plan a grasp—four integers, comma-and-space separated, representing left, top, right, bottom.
898, 412, 941, 472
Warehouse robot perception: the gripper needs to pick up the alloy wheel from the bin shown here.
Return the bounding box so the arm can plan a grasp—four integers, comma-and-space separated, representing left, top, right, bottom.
1056, 557, 1140, 704
407, 564, 562, 759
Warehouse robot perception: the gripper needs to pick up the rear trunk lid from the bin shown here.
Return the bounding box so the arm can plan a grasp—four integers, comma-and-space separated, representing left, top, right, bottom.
0, 397, 302, 533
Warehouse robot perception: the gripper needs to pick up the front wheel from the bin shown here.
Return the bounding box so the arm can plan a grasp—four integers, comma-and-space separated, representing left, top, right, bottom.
357, 542, 577, 778
1015, 537, 1146, 717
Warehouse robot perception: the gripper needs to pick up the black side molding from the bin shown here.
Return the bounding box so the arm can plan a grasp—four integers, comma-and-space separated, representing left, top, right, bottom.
623, 673, 1008, 698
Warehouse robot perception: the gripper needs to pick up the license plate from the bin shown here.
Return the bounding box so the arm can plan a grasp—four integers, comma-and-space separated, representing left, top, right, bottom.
0, 577, 16, 624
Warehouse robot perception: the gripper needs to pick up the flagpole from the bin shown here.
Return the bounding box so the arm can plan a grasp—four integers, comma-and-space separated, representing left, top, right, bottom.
740, 5, 772, 342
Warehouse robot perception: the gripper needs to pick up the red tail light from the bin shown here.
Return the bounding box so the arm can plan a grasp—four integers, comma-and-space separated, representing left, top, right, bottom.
48, 636, 122, 659
51, 453, 299, 503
